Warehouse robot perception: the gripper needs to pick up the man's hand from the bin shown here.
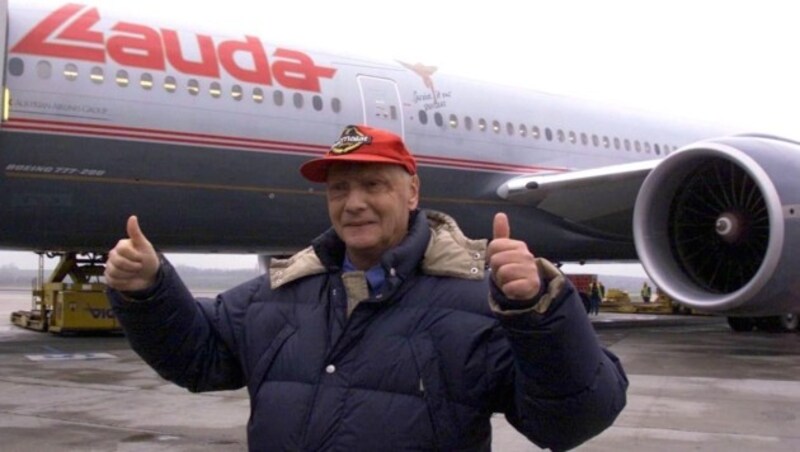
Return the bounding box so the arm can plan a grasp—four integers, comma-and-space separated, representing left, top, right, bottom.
104, 216, 160, 292
487, 212, 541, 301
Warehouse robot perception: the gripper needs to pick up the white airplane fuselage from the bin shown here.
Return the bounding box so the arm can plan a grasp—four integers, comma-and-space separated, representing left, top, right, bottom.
3, 1, 800, 319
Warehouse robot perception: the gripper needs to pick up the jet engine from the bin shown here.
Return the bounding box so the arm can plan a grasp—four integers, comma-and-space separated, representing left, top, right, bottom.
633, 135, 800, 316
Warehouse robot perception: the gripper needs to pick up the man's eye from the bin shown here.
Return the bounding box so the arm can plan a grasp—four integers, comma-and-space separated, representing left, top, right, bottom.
365, 180, 384, 191
328, 185, 347, 196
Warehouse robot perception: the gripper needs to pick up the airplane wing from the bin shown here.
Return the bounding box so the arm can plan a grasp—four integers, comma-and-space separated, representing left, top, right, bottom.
497, 160, 659, 238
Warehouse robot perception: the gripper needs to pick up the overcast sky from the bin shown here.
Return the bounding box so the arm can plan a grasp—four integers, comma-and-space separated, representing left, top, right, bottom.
3, 0, 799, 274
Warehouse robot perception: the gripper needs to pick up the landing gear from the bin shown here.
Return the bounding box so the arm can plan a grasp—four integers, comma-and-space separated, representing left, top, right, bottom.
726, 316, 755, 332
726, 314, 798, 333
767, 313, 799, 332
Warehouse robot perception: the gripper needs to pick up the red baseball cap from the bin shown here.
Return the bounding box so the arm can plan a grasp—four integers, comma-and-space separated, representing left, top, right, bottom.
300, 125, 417, 182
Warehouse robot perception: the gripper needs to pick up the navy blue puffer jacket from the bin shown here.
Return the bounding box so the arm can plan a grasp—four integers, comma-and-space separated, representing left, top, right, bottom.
110, 210, 627, 451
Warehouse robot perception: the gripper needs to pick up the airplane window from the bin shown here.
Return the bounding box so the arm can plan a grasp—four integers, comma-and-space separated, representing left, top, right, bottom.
503, 122, 512, 136
37, 61, 52, 79
613, 137, 621, 150
164, 76, 177, 93
591, 134, 599, 147
519, 124, 528, 137
557, 129, 565, 142
434, 112, 444, 127
187, 79, 200, 96
531, 126, 540, 139
624, 139, 631, 151
635, 141, 641, 152
602, 136, 610, 148
580, 132, 588, 146
209, 82, 222, 98
8, 58, 23, 76
273, 90, 284, 106
90, 66, 104, 84
64, 63, 78, 81
568, 131, 576, 144
293, 93, 303, 108
449, 114, 459, 128
464, 116, 473, 131
492, 121, 501, 133
644, 142, 651, 153
390, 106, 398, 120
253, 88, 264, 103
232, 85, 243, 101
545, 128, 552, 141
478, 118, 487, 131
331, 98, 342, 113
139, 73, 153, 90
312, 95, 323, 111
116, 70, 129, 87
419, 110, 428, 125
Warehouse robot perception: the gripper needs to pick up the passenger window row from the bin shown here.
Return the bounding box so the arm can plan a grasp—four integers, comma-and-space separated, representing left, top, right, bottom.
416, 109, 677, 156
8, 58, 343, 114
9, 57, 676, 155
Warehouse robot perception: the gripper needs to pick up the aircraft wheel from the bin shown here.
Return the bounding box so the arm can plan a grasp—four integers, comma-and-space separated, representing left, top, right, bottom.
727, 316, 755, 332
775, 313, 799, 332
757, 314, 799, 332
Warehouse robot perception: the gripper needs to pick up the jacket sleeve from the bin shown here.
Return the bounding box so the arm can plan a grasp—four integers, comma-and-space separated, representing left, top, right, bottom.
108, 259, 250, 393
489, 259, 628, 451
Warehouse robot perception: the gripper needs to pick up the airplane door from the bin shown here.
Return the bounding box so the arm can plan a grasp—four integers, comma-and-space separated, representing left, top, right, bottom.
356, 75, 404, 138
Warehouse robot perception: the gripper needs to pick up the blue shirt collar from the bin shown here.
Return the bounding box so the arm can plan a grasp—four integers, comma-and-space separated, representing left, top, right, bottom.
342, 255, 385, 294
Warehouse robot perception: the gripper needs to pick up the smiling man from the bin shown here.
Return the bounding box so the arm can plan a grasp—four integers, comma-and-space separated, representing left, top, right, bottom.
105, 124, 628, 451
324, 163, 419, 270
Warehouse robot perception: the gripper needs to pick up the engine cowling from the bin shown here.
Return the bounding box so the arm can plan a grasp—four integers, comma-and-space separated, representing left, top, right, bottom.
633, 135, 800, 315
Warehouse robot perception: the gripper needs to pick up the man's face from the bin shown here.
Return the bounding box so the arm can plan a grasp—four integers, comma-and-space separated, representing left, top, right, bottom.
326, 163, 420, 269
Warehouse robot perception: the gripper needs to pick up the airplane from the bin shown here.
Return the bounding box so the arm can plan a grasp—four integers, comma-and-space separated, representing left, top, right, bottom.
1, 0, 798, 332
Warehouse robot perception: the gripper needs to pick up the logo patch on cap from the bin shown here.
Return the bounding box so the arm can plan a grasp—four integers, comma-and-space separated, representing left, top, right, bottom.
330, 125, 372, 155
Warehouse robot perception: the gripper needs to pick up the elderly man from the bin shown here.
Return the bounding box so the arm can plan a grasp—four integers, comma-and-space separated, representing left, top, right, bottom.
105, 124, 627, 451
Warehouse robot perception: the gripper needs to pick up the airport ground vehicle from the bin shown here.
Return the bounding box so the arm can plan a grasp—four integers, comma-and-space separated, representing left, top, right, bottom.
10, 253, 120, 334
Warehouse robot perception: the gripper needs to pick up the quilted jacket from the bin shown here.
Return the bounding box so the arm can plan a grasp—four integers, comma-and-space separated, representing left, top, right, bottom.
110, 210, 627, 451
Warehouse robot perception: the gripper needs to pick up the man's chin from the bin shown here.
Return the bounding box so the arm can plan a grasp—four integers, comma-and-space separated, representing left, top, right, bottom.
343, 239, 379, 252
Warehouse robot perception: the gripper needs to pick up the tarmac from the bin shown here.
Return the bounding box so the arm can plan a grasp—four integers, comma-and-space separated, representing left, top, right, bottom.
1, 287, 800, 451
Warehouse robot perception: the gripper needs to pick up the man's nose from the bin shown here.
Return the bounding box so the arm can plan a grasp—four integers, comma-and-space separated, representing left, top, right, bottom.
343, 188, 368, 211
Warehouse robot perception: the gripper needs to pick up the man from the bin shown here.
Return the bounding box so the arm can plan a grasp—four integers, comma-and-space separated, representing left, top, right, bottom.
641, 281, 652, 303
105, 124, 628, 451
589, 280, 602, 316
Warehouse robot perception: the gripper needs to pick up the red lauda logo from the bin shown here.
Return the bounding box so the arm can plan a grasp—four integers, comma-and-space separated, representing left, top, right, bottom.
11, 3, 336, 92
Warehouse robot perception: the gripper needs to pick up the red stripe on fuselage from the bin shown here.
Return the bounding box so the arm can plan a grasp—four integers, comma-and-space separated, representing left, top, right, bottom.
4, 118, 567, 174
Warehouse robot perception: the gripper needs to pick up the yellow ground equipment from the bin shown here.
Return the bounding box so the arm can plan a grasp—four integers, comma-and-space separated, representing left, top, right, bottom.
10, 252, 120, 334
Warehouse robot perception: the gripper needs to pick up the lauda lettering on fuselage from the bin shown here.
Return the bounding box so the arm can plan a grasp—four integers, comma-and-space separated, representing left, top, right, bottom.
11, 3, 337, 92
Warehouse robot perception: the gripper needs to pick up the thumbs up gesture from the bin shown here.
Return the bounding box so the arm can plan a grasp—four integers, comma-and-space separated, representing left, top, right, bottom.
104, 215, 161, 292
487, 213, 541, 301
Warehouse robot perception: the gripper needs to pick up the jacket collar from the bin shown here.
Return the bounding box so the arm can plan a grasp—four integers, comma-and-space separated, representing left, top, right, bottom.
269, 210, 486, 290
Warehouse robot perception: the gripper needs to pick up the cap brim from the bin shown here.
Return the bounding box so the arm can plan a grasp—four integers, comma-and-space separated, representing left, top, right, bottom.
300, 154, 410, 182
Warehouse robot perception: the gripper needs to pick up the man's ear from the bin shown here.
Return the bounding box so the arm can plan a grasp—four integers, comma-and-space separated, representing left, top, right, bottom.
408, 175, 420, 209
